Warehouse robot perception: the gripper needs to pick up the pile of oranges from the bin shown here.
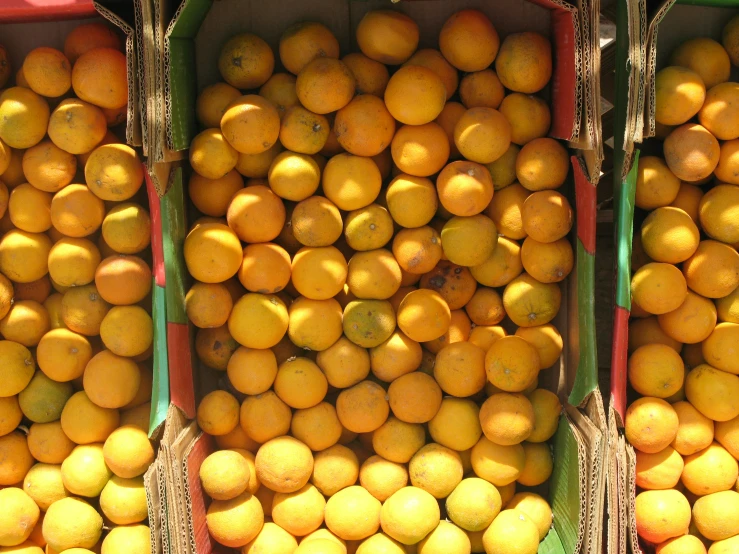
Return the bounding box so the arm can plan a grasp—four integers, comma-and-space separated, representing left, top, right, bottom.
626, 16, 739, 554
0, 22, 155, 554
185, 7, 574, 554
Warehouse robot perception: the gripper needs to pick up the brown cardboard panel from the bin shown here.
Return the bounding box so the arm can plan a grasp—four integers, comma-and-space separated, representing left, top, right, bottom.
606, 408, 625, 554
171, 422, 201, 554
144, 453, 164, 554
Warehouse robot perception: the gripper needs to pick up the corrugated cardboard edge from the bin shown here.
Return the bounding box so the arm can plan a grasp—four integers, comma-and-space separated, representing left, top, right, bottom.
578, 391, 607, 554
607, 406, 627, 554
171, 421, 200, 554
133, 0, 149, 156
144, 454, 164, 554
641, 0, 675, 140
93, 1, 142, 147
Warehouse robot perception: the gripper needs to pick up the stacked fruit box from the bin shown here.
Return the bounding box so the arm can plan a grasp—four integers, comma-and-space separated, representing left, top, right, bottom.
612, 2, 739, 553
155, 1, 604, 554
0, 3, 168, 554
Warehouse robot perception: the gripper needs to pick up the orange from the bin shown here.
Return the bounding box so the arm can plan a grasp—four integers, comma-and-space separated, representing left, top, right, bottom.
641, 206, 699, 264
0, 230, 51, 283
384, 65, 446, 126
342, 52, 389, 96
296, 57, 355, 115
486, 185, 528, 242
521, 237, 573, 284
322, 153, 381, 211
630, 262, 688, 314
239, 242, 292, 293
356, 10, 419, 65
390, 122, 449, 177
0, 87, 49, 149
423, 309, 471, 354
436, 161, 493, 217
291, 246, 348, 300
385, 174, 438, 228
635, 156, 681, 210
64, 22, 122, 63
336, 380, 390, 433
439, 9, 499, 72
240, 391, 291, 444
279, 106, 329, 155
663, 123, 720, 182
196, 82, 241, 129
635, 489, 691, 544
185, 282, 233, 329
699, 82, 739, 140
101, 202, 151, 254
386, 371, 441, 425
454, 107, 512, 164
635, 446, 684, 490
48, 183, 105, 240
221, 94, 280, 155
403, 49, 459, 100
703, 323, 739, 375
396, 289, 451, 343
480, 392, 535, 447
433, 342, 486, 397
670, 37, 730, 90
335, 94, 395, 157
628, 344, 685, 398
658, 291, 717, 344
516, 138, 569, 191
227, 184, 285, 243
626, 397, 679, 454
654, 67, 706, 126
279, 21, 339, 75
715, 139, 739, 185
459, 70, 504, 109
8, 183, 52, 233
72, 47, 128, 109
188, 170, 244, 217
441, 215, 498, 267
392, 226, 443, 275
656, 535, 709, 554
60, 284, 110, 336
686, 364, 739, 422
47, 98, 107, 155
485, 336, 540, 393
344, 204, 394, 251
95, 255, 151, 306
464, 287, 504, 325
499, 93, 551, 146
288, 296, 343, 351
698, 184, 739, 245
504, 272, 562, 328
691, 490, 739, 542
521, 190, 573, 243
372, 417, 425, 464
419, 261, 476, 310
99, 305, 153, 357
48, 237, 101, 287
0, 300, 50, 346
218, 33, 274, 89
189, 128, 238, 180
347, 249, 402, 300
683, 240, 739, 298
259, 72, 299, 120
436, 102, 466, 160
184, 222, 242, 284
235, 142, 282, 179
228, 293, 289, 350
495, 32, 552, 94
85, 143, 143, 201
682, 442, 739, 495
22, 140, 76, 192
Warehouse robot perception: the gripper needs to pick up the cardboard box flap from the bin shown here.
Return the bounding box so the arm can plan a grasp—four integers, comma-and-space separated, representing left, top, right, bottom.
144, 455, 164, 554
133, 0, 148, 156
93, 1, 143, 147
568, 157, 599, 408
160, 167, 197, 418
607, 408, 627, 554
171, 421, 201, 554
164, 0, 212, 153
610, 149, 639, 423
0, 0, 97, 23
550, 415, 586, 554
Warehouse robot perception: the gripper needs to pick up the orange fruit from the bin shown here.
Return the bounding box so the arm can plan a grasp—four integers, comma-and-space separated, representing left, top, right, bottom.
322, 153, 381, 211
670, 37, 730, 90
390, 123, 450, 177
227, 185, 285, 243
221, 94, 280, 155
663, 123, 720, 182
521, 190, 573, 243
658, 291, 717, 345
334, 94, 395, 157
630, 262, 688, 314
0, 87, 50, 149
356, 10, 419, 65
459, 69, 504, 109
196, 82, 241, 129
384, 66, 446, 126
439, 9, 499, 72
64, 22, 122, 63
403, 49, 459, 100
279, 21, 339, 75
626, 397, 679, 454
699, 82, 739, 140
499, 93, 551, 146
635, 489, 691, 544
635, 156, 681, 210
296, 58, 356, 115
279, 106, 329, 155
72, 47, 128, 109
342, 52, 389, 96
436, 161, 493, 217
495, 32, 552, 93
22, 140, 77, 193
454, 107, 511, 164
654, 67, 706, 126
218, 33, 274, 89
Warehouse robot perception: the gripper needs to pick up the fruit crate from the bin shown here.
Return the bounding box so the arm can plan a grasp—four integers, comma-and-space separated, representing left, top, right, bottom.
610, 2, 739, 554
0, 2, 169, 553
154, 1, 607, 553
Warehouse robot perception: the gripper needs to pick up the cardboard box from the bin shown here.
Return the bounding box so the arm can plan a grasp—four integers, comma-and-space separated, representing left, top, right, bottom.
154, 1, 606, 553
610, 3, 739, 553
0, 3, 169, 552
